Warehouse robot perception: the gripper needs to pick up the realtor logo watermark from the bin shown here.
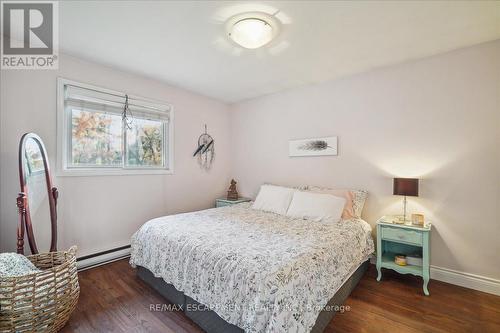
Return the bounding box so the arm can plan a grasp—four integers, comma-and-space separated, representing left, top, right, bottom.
1, 1, 58, 69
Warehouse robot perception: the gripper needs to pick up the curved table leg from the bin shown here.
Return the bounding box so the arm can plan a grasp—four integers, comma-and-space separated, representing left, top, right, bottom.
423, 277, 430, 296
422, 230, 430, 296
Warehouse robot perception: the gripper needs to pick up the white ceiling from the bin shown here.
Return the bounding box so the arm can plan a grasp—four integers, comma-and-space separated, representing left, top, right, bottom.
60, 1, 500, 103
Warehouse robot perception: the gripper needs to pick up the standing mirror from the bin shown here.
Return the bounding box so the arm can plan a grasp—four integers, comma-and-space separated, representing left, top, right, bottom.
17, 133, 58, 254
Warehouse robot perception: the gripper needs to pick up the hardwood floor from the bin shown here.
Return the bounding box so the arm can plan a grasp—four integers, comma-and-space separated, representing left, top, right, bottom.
62, 259, 500, 333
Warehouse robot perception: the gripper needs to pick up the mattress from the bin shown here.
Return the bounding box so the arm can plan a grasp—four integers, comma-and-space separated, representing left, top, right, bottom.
130, 202, 374, 333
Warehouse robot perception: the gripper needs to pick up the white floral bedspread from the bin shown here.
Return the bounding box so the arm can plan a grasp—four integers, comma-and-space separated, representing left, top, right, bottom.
130, 203, 374, 333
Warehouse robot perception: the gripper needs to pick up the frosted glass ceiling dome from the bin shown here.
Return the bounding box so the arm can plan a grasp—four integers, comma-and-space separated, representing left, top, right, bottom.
226, 12, 280, 49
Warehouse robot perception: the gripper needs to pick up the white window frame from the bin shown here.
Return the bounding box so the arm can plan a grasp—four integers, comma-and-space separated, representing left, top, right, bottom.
56, 78, 174, 176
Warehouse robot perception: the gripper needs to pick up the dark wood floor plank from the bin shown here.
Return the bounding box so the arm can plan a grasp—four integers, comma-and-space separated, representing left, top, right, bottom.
61, 259, 500, 333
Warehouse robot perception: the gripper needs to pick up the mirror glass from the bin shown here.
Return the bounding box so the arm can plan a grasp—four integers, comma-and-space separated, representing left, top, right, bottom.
23, 137, 52, 253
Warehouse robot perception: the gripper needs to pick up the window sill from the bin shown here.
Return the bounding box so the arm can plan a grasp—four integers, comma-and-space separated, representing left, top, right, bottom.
56, 168, 174, 177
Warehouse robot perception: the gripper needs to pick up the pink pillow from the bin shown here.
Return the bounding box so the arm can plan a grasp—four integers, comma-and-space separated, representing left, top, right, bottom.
306, 186, 367, 219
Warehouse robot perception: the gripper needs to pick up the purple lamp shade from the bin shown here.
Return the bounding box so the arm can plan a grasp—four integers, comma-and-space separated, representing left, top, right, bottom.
393, 178, 419, 197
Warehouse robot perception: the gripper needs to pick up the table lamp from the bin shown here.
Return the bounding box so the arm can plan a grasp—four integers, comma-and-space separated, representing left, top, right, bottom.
393, 178, 419, 222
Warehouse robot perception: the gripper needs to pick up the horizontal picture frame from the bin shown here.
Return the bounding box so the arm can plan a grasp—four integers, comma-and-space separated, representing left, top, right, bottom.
289, 136, 338, 157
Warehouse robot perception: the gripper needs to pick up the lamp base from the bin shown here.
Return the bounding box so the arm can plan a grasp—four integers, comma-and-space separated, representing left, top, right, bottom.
394, 215, 406, 224
394, 217, 406, 224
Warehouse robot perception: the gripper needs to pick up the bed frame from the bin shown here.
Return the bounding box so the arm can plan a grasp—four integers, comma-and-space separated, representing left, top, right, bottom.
137, 260, 368, 333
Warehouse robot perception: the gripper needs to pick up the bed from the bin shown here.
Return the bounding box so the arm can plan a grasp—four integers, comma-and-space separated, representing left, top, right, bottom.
130, 202, 374, 333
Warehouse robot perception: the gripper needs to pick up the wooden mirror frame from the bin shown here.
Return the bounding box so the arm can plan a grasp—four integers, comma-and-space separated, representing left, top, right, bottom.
17, 133, 58, 255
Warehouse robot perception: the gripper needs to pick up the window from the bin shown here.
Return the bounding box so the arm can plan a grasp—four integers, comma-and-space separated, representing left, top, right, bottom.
57, 78, 173, 175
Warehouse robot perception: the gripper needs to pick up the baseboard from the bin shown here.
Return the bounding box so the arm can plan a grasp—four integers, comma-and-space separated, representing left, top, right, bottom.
369, 257, 500, 296
430, 265, 500, 296
77, 245, 131, 271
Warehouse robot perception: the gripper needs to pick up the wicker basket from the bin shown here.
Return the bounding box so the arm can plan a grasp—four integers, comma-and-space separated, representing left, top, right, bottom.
0, 246, 80, 333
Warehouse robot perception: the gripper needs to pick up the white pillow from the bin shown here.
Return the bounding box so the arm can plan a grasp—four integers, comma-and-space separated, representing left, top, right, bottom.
252, 184, 295, 215
286, 191, 346, 222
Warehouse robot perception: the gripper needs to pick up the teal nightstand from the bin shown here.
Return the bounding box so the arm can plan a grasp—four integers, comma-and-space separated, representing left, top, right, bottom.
215, 197, 251, 208
376, 216, 432, 295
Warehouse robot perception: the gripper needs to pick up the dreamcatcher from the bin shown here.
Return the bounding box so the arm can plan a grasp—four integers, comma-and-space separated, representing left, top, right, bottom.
193, 125, 215, 170
122, 94, 134, 129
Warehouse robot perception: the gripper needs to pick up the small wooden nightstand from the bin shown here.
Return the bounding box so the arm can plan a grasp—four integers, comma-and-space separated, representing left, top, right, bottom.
215, 197, 251, 208
376, 216, 432, 295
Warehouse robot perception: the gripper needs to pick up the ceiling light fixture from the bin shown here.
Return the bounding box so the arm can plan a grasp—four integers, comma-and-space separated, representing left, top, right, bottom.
226, 12, 280, 49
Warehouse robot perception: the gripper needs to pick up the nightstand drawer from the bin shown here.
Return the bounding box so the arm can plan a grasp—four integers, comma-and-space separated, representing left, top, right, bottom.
381, 227, 422, 245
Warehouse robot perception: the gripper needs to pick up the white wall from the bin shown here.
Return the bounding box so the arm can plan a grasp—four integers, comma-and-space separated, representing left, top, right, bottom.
230, 40, 500, 280
0, 54, 231, 256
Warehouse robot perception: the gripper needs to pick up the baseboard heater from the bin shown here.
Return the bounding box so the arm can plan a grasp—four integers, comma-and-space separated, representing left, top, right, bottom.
77, 245, 131, 271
